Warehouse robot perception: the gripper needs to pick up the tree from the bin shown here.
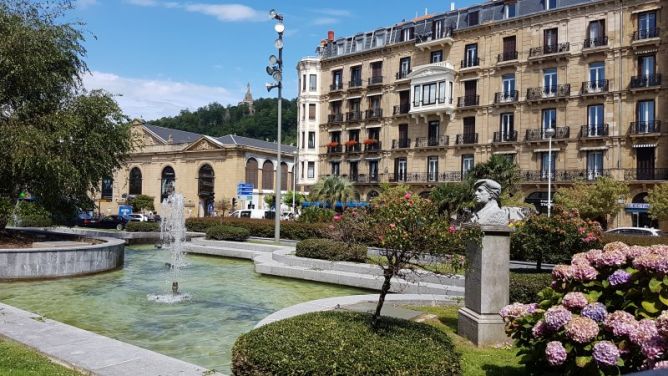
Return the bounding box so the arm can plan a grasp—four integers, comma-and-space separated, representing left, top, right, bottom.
282, 191, 306, 208
0, 1, 132, 227
129, 195, 155, 212
554, 177, 629, 228
430, 182, 474, 219
647, 183, 668, 221
466, 155, 521, 196
309, 176, 357, 209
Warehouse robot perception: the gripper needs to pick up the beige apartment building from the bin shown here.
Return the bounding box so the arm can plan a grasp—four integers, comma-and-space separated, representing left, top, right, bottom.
304, 0, 667, 229
97, 120, 296, 218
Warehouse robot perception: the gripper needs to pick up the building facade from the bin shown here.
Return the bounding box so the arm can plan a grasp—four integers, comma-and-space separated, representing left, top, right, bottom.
97, 120, 295, 218
296, 56, 322, 190
305, 0, 667, 230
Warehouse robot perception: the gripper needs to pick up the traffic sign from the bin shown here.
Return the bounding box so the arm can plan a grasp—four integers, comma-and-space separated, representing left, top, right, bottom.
237, 183, 254, 201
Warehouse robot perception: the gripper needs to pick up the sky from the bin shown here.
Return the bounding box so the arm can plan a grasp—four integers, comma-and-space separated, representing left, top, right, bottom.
71, 0, 480, 120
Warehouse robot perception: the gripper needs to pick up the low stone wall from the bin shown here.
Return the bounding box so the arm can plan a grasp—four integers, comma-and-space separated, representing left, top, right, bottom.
47, 226, 205, 244
0, 236, 125, 281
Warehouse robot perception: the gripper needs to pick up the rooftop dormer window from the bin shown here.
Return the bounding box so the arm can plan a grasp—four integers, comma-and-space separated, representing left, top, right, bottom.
503, 2, 516, 19
400, 27, 414, 42
468, 11, 479, 26
545, 0, 556, 11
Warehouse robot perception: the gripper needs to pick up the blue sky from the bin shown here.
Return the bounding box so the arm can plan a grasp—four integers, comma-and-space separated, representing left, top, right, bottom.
73, 0, 479, 120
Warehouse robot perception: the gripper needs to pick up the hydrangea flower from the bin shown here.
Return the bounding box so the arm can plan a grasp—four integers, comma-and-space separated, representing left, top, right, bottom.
571, 264, 598, 282
571, 253, 590, 266
592, 250, 626, 268
545, 341, 568, 366
592, 341, 620, 366
608, 269, 631, 286
532, 320, 548, 338
604, 310, 639, 337
565, 316, 599, 343
584, 249, 603, 263
641, 336, 667, 360
654, 360, 668, 369
625, 245, 648, 260
499, 303, 536, 320
544, 306, 572, 330
562, 292, 588, 310
604, 242, 629, 253
630, 319, 659, 346
581, 303, 608, 322
552, 265, 573, 281
633, 253, 668, 275
656, 311, 668, 337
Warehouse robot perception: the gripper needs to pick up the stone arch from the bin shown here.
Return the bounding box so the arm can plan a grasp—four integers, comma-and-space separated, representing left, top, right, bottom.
198, 164, 215, 217
262, 160, 274, 190
245, 158, 258, 187
129, 167, 142, 195
281, 162, 289, 191
161, 166, 176, 201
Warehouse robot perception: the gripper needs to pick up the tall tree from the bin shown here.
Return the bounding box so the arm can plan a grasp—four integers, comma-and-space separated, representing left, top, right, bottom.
0, 0, 132, 227
647, 184, 668, 222
466, 155, 521, 195
309, 176, 357, 209
554, 176, 629, 228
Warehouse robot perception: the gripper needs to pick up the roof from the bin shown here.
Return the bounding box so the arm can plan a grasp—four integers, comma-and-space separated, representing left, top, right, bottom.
144, 124, 202, 144
216, 134, 297, 154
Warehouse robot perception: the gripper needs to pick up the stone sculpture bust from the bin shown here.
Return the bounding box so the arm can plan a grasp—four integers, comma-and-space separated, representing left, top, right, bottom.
470, 179, 528, 226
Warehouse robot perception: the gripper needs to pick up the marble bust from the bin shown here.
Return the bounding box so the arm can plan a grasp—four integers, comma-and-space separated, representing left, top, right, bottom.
470, 179, 528, 226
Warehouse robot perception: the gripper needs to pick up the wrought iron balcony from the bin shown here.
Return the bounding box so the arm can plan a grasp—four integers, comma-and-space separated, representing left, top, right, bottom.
624, 168, 668, 181
327, 113, 344, 124
345, 143, 361, 153
581, 80, 609, 94
330, 82, 343, 91
364, 141, 382, 152
493, 131, 518, 143
415, 136, 449, 148
455, 133, 478, 145
346, 111, 362, 122
520, 169, 612, 183
365, 108, 383, 121
457, 95, 480, 108
494, 90, 518, 104
395, 70, 412, 80
526, 84, 571, 101
633, 28, 660, 41
368, 76, 383, 86
579, 124, 609, 138
529, 43, 570, 58
583, 36, 608, 49
416, 27, 454, 44
348, 79, 363, 89
393, 104, 410, 115
461, 57, 479, 69
525, 127, 570, 141
326, 145, 343, 154
497, 51, 518, 62
392, 138, 411, 149
355, 174, 381, 184
388, 171, 462, 183
629, 121, 661, 135
630, 74, 662, 89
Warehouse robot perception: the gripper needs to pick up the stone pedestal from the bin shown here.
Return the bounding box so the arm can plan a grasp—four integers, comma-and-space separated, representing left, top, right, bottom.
458, 225, 512, 346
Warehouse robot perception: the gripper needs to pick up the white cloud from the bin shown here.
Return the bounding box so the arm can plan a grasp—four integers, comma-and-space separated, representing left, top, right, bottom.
184, 3, 264, 22
77, 0, 98, 9
125, 0, 158, 6
312, 17, 338, 26
312, 8, 351, 17
83, 71, 236, 120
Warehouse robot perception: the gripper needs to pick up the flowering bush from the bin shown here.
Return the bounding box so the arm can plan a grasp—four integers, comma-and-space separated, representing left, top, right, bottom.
501, 241, 668, 374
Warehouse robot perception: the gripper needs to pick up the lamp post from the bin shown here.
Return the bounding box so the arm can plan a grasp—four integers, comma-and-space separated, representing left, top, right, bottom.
545, 127, 556, 217
266, 9, 284, 242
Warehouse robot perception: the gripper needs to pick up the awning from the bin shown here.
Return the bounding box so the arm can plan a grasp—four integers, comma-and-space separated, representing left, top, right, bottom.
579, 146, 609, 151
533, 148, 561, 153
633, 144, 657, 148
493, 150, 517, 155
365, 157, 382, 161
302, 201, 369, 208
365, 124, 382, 128
625, 203, 650, 213
347, 158, 361, 162
327, 128, 342, 132
346, 96, 362, 100
346, 126, 361, 130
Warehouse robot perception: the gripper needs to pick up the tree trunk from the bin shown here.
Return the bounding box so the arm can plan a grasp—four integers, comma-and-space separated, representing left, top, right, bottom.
536, 257, 542, 272
372, 270, 393, 328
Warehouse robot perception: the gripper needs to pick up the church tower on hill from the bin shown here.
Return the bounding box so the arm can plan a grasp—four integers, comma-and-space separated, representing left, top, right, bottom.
238, 83, 255, 115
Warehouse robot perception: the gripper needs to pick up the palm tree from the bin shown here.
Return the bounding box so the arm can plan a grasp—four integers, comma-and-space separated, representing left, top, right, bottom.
466, 155, 521, 196
309, 176, 357, 209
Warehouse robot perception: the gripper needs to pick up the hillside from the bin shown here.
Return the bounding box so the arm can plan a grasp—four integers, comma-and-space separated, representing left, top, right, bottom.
150, 98, 298, 145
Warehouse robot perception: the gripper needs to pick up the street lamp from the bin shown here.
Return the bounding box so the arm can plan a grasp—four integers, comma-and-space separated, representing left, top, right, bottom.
266, 9, 284, 242
545, 127, 556, 217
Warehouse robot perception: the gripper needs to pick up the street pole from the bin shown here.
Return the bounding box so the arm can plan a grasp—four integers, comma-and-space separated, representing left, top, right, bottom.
267, 9, 284, 242
546, 127, 555, 217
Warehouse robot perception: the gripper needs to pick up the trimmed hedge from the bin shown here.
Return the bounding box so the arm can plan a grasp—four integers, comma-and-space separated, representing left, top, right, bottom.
125, 221, 160, 232
296, 238, 367, 262
232, 311, 462, 376
601, 233, 667, 247
205, 225, 250, 241
185, 217, 328, 240
509, 271, 552, 304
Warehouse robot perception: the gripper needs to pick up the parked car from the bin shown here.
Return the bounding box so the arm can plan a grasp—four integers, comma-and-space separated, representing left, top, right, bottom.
129, 214, 148, 222
606, 227, 665, 237
230, 209, 267, 219
81, 215, 129, 230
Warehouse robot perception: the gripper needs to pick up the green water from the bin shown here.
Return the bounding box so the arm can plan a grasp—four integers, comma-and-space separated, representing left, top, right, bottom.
0, 246, 366, 373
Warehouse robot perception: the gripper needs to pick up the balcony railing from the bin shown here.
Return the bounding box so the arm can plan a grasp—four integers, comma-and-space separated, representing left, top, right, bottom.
457, 95, 479, 107
415, 27, 454, 43
330, 82, 343, 91
346, 111, 362, 122
326, 145, 343, 154
526, 84, 571, 100
461, 57, 479, 68
392, 138, 411, 149
624, 168, 668, 181
389, 171, 462, 183
581, 80, 609, 94
396, 70, 412, 80
455, 133, 479, 145
529, 43, 570, 58
364, 141, 382, 152
327, 113, 344, 124
415, 136, 449, 148
345, 143, 361, 153
494, 90, 518, 104
633, 28, 660, 41
355, 174, 381, 184
498, 51, 518, 62
493, 131, 518, 143
365, 108, 383, 121
520, 169, 612, 182
525, 127, 570, 141
393, 104, 410, 115
583, 36, 608, 49
630, 74, 662, 89
580, 124, 609, 138
629, 121, 661, 135
368, 76, 383, 86
348, 79, 363, 89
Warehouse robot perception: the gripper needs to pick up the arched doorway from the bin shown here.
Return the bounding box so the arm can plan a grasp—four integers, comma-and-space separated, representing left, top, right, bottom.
161, 166, 175, 202
262, 161, 274, 190
129, 167, 142, 195
281, 162, 289, 191
245, 158, 258, 187
629, 192, 658, 228
198, 164, 215, 217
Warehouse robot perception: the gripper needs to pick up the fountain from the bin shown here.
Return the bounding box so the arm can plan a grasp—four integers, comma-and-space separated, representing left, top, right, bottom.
147, 192, 191, 303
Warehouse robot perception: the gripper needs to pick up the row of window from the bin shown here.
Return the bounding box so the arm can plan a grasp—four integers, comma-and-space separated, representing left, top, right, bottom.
300, 74, 317, 92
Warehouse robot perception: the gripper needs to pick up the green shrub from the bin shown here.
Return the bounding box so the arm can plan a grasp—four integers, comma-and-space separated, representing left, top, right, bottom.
296, 206, 335, 223
205, 225, 250, 241
11, 202, 52, 227
601, 233, 667, 247
125, 221, 160, 232
185, 217, 329, 240
0, 197, 12, 228
509, 271, 552, 304
232, 311, 461, 376
184, 217, 222, 232
296, 238, 367, 262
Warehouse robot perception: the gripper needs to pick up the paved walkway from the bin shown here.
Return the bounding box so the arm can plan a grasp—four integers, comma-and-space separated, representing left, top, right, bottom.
0, 303, 223, 376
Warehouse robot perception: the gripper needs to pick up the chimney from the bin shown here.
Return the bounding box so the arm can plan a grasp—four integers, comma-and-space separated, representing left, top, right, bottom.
450, 2, 455, 11
327, 30, 335, 41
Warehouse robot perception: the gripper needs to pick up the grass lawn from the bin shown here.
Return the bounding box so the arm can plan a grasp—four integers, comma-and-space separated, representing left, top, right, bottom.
367, 255, 464, 275
0, 339, 82, 376
412, 305, 527, 376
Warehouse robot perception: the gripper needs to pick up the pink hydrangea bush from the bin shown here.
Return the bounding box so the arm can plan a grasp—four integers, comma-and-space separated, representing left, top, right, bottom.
500, 242, 668, 374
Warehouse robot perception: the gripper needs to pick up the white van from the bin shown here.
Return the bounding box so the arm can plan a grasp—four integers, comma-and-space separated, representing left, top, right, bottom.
230, 209, 267, 219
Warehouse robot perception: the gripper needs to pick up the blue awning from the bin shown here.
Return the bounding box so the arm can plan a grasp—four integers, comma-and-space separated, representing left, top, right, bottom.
302, 201, 369, 208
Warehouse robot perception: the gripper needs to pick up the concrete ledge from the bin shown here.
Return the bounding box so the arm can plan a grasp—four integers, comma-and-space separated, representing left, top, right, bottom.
0, 303, 222, 376
47, 226, 205, 244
